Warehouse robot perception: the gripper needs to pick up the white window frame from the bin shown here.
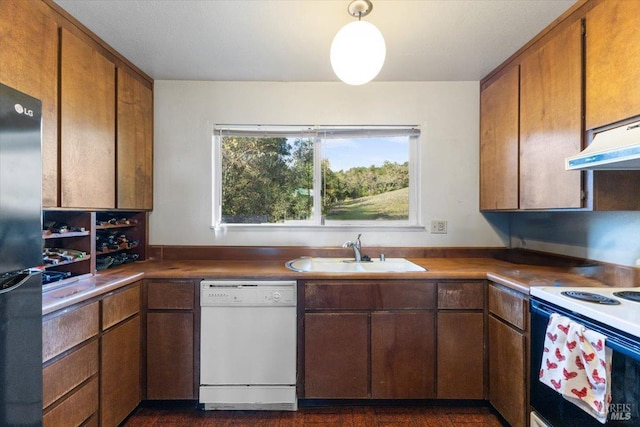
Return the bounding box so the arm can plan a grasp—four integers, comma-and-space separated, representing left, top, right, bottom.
212, 125, 422, 229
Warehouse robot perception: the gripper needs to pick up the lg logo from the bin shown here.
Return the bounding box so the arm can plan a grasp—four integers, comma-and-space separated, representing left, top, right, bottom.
14, 103, 34, 117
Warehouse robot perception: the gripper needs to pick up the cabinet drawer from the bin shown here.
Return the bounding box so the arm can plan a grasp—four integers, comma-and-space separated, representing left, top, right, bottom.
43, 340, 99, 409
43, 376, 98, 427
147, 280, 195, 310
437, 282, 485, 310
102, 283, 140, 330
43, 302, 99, 362
305, 282, 375, 310
488, 284, 527, 330
376, 282, 436, 309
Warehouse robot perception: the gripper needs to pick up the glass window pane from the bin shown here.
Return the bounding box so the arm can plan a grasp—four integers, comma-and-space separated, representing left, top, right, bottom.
221, 136, 314, 224
321, 136, 410, 221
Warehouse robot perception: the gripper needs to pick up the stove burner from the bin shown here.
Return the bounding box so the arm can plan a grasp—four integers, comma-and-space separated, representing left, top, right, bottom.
561, 291, 621, 305
613, 291, 640, 303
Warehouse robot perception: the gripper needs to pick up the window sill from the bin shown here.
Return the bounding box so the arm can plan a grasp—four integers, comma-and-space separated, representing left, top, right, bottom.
212, 223, 426, 232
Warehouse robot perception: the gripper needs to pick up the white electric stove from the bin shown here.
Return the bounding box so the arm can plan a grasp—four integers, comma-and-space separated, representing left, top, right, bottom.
530, 286, 640, 339
530, 286, 640, 426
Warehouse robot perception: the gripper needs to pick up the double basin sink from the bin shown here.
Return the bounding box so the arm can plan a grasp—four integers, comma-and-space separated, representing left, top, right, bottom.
285, 257, 427, 273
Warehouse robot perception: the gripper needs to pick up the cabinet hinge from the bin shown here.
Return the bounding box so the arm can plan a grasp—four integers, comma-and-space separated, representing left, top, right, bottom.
581, 190, 587, 200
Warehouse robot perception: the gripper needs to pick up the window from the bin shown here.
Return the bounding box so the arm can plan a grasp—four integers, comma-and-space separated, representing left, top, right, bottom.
213, 125, 420, 227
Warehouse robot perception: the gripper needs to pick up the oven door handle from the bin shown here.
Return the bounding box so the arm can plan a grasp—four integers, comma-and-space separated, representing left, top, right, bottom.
530, 300, 554, 318
531, 299, 640, 361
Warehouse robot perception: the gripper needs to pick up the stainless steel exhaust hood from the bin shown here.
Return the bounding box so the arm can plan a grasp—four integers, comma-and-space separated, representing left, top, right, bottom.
566, 120, 640, 170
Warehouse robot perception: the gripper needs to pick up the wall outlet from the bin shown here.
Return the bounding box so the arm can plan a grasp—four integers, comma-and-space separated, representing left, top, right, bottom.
430, 220, 447, 234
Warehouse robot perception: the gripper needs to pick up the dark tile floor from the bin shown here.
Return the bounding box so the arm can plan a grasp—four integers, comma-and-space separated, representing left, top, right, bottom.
122, 403, 507, 427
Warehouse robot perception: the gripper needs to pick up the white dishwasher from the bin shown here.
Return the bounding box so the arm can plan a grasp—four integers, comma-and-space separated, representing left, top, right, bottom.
199, 280, 297, 411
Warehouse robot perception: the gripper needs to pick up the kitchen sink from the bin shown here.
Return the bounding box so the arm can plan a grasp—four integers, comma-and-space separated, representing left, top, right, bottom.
285, 257, 427, 273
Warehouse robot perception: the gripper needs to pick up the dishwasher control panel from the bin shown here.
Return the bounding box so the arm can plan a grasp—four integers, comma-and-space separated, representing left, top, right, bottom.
201, 280, 296, 306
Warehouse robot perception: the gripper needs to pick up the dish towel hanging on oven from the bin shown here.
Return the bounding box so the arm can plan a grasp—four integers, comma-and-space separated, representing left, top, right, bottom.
539, 313, 612, 424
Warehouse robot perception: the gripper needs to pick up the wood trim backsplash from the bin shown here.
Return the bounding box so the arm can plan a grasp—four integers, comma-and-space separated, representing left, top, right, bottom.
147, 245, 508, 262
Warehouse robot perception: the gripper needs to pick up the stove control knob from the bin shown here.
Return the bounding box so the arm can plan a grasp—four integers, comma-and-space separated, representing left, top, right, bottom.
272, 291, 281, 302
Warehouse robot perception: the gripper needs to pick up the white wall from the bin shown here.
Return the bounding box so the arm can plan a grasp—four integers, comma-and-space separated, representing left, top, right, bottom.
151, 80, 508, 248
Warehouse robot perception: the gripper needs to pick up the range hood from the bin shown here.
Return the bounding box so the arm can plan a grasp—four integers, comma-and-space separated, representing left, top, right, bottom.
566, 120, 640, 170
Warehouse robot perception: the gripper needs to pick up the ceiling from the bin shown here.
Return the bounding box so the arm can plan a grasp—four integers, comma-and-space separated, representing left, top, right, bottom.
54, 0, 577, 83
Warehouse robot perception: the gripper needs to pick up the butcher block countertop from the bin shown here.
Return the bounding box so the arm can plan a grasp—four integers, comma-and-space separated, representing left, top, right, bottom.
42, 257, 612, 315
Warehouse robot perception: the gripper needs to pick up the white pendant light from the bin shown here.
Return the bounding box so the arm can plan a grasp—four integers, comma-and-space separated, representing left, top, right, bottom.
330, 0, 386, 85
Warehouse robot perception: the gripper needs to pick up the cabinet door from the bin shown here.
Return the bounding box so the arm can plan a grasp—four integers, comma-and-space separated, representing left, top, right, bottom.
101, 316, 141, 427
520, 20, 583, 209
146, 312, 195, 399
117, 68, 153, 210
0, 0, 59, 207
371, 312, 435, 399
489, 316, 527, 427
480, 66, 519, 210
586, 0, 640, 130
60, 28, 115, 209
304, 312, 369, 398
437, 312, 484, 399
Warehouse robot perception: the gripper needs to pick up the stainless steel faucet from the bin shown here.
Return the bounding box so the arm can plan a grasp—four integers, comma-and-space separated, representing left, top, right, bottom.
343, 234, 362, 262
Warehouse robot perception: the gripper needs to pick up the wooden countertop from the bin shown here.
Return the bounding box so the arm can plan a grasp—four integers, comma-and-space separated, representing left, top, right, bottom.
42, 257, 611, 315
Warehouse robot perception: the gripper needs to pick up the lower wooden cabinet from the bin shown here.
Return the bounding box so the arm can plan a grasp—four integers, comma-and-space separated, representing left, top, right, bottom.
488, 283, 528, 427
101, 316, 141, 426
437, 312, 484, 399
43, 377, 99, 427
100, 283, 141, 427
436, 282, 486, 399
303, 281, 491, 401
371, 312, 435, 399
42, 281, 141, 427
146, 312, 195, 399
489, 316, 526, 426
145, 279, 197, 399
302, 281, 438, 399
304, 312, 369, 398
43, 302, 100, 426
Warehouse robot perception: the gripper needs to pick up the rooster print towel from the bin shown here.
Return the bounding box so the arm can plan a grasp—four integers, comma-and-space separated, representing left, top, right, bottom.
539, 313, 612, 424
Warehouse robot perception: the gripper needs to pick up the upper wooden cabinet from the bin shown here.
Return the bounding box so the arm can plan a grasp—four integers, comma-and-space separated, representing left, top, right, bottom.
479, 66, 519, 211
2, 0, 153, 210
0, 0, 59, 207
519, 20, 583, 209
117, 68, 153, 210
585, 0, 640, 130
60, 28, 116, 209
480, 0, 640, 212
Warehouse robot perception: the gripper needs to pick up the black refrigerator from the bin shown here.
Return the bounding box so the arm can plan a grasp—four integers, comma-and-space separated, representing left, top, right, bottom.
0, 82, 44, 426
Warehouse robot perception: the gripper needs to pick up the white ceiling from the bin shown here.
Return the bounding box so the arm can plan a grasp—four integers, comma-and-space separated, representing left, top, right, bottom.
54, 0, 577, 82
